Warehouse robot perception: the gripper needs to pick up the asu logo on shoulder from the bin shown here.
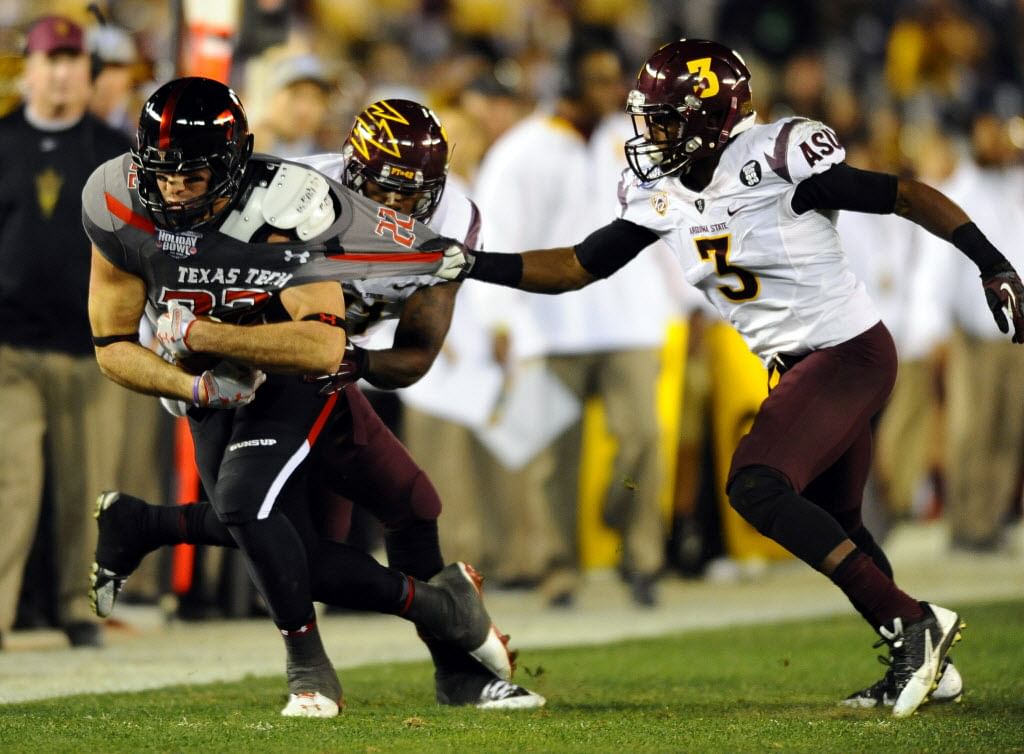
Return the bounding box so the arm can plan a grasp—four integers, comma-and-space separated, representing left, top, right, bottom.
156, 229, 201, 260
651, 192, 670, 216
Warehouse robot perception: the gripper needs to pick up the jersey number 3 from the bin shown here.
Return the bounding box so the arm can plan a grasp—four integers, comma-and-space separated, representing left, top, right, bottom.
694, 235, 759, 301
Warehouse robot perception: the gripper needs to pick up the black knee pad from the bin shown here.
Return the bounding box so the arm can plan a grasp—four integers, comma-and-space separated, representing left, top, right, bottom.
727, 465, 793, 533
728, 464, 849, 567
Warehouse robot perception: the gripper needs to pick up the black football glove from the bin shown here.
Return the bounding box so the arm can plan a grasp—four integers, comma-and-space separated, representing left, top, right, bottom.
308, 342, 370, 395
981, 262, 1024, 344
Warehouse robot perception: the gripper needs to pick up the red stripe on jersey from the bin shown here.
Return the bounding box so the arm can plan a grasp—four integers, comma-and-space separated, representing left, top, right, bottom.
307, 392, 338, 445
105, 192, 155, 233
324, 252, 442, 263
159, 84, 185, 150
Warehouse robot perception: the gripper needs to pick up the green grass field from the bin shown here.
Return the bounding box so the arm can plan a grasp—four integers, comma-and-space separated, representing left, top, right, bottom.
1, 600, 1021, 754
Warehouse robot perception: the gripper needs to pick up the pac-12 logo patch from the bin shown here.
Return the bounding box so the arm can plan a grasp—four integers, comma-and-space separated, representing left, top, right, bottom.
740, 160, 762, 186
694, 198, 705, 213
156, 229, 201, 259
651, 192, 670, 216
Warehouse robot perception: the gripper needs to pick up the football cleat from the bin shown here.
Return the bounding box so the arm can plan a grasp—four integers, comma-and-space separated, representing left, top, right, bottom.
426, 563, 516, 681
89, 491, 155, 618
880, 603, 964, 718
840, 656, 963, 708
280, 691, 340, 718
435, 671, 545, 710
474, 679, 547, 710
932, 657, 965, 704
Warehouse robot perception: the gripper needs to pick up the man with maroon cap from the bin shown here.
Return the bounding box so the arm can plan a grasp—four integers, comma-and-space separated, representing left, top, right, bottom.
0, 15, 130, 649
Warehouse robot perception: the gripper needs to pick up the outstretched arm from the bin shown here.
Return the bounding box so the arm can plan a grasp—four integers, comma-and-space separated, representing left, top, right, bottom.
793, 163, 1024, 342
437, 219, 659, 293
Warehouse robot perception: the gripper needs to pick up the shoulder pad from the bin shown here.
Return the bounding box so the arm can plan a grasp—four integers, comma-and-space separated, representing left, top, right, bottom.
262, 162, 336, 240
763, 118, 845, 185
220, 161, 336, 242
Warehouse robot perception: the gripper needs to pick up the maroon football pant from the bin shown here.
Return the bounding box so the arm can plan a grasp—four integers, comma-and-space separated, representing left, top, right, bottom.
729, 321, 897, 535
312, 384, 441, 539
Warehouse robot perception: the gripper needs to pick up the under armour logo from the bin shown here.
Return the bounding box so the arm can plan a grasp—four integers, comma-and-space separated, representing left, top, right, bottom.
284, 250, 310, 263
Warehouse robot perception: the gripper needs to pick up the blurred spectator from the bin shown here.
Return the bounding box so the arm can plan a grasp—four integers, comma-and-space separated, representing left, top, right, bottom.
87, 24, 140, 135
928, 114, 1024, 551
839, 130, 949, 524
473, 34, 674, 607
460, 71, 528, 155
252, 52, 335, 158
0, 15, 130, 649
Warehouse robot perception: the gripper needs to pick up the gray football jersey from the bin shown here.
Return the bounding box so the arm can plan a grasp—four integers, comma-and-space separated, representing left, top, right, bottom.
81, 153, 448, 325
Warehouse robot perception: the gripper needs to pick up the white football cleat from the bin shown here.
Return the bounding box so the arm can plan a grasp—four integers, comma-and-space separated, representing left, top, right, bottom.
883, 603, 964, 719
931, 657, 964, 703
280, 691, 340, 718
474, 679, 547, 710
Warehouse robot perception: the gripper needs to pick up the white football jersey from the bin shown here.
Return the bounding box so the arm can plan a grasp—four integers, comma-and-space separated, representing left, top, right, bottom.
296, 153, 480, 344
620, 117, 881, 364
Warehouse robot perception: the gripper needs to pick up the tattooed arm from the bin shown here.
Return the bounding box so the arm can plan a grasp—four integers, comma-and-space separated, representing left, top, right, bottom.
361, 281, 460, 389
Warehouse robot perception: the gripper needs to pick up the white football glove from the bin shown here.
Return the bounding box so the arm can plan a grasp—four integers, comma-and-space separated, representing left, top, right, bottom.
434, 241, 475, 281
156, 301, 198, 359
193, 361, 266, 408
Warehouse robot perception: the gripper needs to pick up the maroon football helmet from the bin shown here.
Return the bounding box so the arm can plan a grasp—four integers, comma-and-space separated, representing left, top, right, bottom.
625, 39, 754, 181
341, 99, 449, 221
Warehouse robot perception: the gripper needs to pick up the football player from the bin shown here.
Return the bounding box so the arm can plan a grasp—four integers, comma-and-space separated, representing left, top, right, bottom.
88, 95, 543, 711
85, 79, 520, 718
437, 39, 1024, 717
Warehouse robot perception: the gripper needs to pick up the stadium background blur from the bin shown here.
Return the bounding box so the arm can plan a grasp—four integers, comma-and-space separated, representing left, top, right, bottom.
1, 0, 1023, 631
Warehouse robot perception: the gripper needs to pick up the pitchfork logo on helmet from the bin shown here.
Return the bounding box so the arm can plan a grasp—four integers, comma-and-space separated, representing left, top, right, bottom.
133, 77, 254, 232
625, 39, 755, 181
341, 99, 449, 221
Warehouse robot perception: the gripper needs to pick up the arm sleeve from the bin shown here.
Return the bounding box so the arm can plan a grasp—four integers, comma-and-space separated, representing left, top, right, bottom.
573, 218, 660, 279
791, 163, 898, 215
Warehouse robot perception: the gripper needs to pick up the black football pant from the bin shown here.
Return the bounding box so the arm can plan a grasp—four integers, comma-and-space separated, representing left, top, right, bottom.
186, 382, 435, 619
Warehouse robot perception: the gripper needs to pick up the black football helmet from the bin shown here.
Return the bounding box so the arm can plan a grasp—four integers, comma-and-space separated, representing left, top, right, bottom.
625, 39, 754, 181
341, 99, 449, 221
133, 77, 254, 231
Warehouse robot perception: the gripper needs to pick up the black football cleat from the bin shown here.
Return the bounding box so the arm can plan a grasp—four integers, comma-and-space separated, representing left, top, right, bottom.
89, 491, 156, 618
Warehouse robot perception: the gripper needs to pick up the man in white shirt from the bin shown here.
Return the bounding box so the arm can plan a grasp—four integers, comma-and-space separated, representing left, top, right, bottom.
473, 35, 675, 606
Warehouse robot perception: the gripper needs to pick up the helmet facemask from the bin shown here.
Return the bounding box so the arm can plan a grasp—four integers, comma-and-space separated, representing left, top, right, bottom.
342, 145, 446, 221
132, 138, 253, 232
625, 89, 740, 181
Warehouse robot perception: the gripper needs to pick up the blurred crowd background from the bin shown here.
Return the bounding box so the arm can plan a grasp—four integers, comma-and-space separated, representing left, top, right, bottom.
2, 0, 1023, 645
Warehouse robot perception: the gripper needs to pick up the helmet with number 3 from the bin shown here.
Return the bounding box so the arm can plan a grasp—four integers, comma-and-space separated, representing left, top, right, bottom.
341, 99, 449, 221
133, 77, 254, 231
625, 39, 754, 181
